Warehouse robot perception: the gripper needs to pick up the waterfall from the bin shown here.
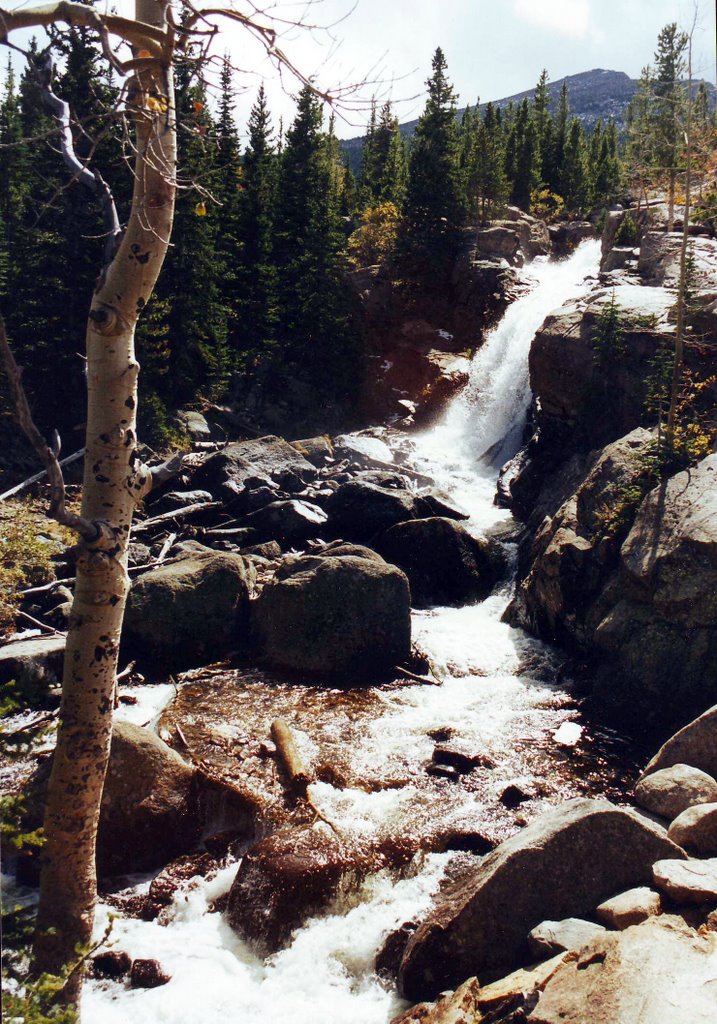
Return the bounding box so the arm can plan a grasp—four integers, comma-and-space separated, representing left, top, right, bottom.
411, 239, 601, 527
82, 240, 604, 1024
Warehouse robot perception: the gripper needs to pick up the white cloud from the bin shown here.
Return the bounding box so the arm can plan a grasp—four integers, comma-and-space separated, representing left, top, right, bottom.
513, 0, 592, 38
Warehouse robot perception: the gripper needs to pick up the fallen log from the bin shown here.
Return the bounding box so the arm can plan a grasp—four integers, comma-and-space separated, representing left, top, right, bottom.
133, 500, 221, 533
0, 447, 85, 502
271, 718, 312, 797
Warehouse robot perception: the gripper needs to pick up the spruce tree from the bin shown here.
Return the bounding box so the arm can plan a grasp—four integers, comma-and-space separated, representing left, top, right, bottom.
561, 117, 588, 211
511, 99, 540, 211
215, 58, 244, 366
236, 83, 279, 365
274, 85, 358, 395
652, 22, 688, 230
401, 47, 464, 284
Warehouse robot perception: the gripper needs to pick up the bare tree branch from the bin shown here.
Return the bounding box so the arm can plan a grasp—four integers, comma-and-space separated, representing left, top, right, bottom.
0, 309, 98, 541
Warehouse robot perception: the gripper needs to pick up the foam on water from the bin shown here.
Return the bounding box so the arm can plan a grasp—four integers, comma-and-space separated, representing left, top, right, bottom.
85, 240, 602, 1024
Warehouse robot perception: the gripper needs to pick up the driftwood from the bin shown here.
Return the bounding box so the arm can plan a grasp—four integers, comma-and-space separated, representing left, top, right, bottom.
156, 532, 177, 563
133, 500, 221, 533
0, 448, 86, 502
395, 666, 442, 686
270, 718, 341, 836
15, 609, 66, 636
271, 718, 312, 797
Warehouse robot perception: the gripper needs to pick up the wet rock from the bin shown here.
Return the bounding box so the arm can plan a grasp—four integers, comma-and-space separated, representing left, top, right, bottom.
327, 479, 422, 542
0, 635, 65, 691
240, 499, 328, 544
634, 765, 717, 821
500, 779, 539, 808
432, 743, 491, 774
376, 921, 419, 980
668, 803, 717, 857
643, 704, 717, 781
192, 435, 316, 499
550, 220, 595, 254
474, 224, 522, 263
397, 798, 685, 1001
416, 490, 470, 522
652, 858, 717, 904
92, 950, 132, 980
426, 763, 463, 782
528, 918, 607, 958
227, 826, 408, 952
123, 551, 255, 671
313, 540, 386, 563
140, 851, 218, 921
528, 916, 717, 1024
252, 553, 411, 678
130, 958, 171, 989
596, 887, 662, 929
375, 517, 498, 608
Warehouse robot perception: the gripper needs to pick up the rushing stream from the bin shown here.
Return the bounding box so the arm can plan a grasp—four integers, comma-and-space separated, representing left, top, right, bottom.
79, 238, 629, 1023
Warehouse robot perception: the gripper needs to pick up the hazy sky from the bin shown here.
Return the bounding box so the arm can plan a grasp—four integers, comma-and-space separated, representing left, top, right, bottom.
214, 0, 717, 136
3, 0, 715, 138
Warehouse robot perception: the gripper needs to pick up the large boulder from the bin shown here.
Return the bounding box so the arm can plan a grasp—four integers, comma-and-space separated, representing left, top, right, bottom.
643, 704, 717, 780
239, 499, 328, 544
327, 480, 422, 542
192, 435, 317, 499
397, 798, 685, 1002
510, 428, 654, 646
252, 553, 411, 678
668, 803, 717, 856
634, 765, 717, 821
528, 916, 717, 1024
0, 634, 66, 690
375, 517, 499, 608
592, 454, 717, 724
25, 721, 258, 877
123, 551, 255, 671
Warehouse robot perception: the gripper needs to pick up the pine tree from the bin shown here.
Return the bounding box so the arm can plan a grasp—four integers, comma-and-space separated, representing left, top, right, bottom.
561, 117, 588, 211
592, 119, 621, 206
236, 83, 279, 365
375, 101, 408, 209
401, 47, 465, 283
545, 79, 569, 194
274, 85, 358, 394
532, 68, 553, 183
214, 58, 244, 366
360, 98, 379, 203
511, 99, 539, 211
652, 22, 688, 230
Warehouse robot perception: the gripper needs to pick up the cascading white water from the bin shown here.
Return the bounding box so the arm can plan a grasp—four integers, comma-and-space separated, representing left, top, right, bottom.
412, 239, 601, 527
82, 240, 603, 1024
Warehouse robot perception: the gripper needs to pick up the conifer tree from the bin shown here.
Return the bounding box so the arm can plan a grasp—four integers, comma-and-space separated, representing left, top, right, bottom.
561, 117, 588, 211
236, 83, 279, 364
545, 79, 569, 194
511, 98, 539, 211
532, 68, 552, 182
275, 84, 357, 393
401, 47, 464, 283
375, 101, 408, 208
652, 22, 688, 230
214, 57, 244, 363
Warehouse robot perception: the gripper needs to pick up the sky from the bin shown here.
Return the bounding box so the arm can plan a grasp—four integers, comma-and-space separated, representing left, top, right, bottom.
2, 0, 716, 138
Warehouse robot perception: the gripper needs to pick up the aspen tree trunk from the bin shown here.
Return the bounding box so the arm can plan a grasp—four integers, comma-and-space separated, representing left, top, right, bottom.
32, 0, 176, 997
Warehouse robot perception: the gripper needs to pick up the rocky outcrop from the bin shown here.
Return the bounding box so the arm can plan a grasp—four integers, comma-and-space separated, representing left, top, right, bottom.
397, 798, 684, 1001
528, 287, 674, 451
528, 916, 717, 1024
510, 428, 654, 647
592, 454, 717, 724
638, 231, 717, 288
374, 517, 500, 608
122, 551, 256, 671
252, 551, 411, 678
